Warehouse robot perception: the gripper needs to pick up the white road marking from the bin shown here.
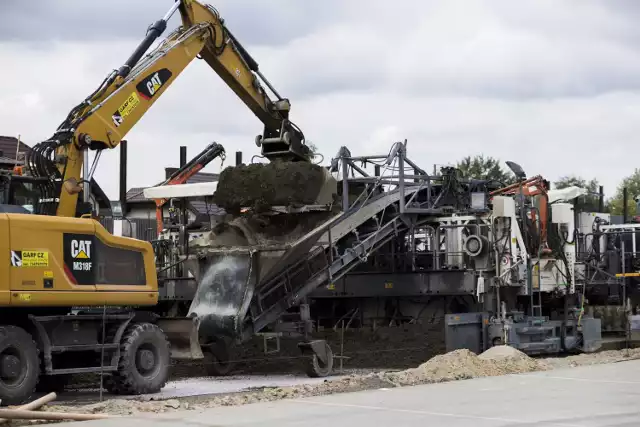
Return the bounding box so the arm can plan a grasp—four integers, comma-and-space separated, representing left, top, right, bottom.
288, 399, 584, 427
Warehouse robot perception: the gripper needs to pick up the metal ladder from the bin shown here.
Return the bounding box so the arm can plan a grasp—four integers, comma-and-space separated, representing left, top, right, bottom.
530, 260, 543, 319
244, 214, 405, 338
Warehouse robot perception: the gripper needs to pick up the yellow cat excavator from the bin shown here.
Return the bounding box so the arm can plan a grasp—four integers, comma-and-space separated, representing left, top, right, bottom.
0, 0, 310, 405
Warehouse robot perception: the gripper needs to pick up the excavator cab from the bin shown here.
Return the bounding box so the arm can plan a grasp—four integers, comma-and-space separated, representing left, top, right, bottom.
0, 172, 46, 214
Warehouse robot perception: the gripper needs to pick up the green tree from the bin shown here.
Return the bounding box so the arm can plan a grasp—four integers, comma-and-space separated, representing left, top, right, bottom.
305, 141, 319, 162
609, 169, 640, 215
554, 175, 603, 212
456, 155, 516, 185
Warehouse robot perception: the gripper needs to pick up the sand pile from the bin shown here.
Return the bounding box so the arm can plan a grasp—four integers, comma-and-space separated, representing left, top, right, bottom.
213, 162, 328, 212
384, 346, 549, 386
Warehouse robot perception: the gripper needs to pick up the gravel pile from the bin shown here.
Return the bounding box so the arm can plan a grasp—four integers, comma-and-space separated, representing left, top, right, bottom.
547, 347, 640, 369
382, 346, 548, 386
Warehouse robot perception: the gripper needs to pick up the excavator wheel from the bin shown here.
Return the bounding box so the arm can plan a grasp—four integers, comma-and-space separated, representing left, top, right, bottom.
107, 323, 170, 395
305, 341, 334, 378
0, 326, 39, 405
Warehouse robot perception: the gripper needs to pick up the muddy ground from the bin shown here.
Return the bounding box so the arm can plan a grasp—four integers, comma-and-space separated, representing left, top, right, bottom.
62, 324, 445, 391
171, 323, 446, 378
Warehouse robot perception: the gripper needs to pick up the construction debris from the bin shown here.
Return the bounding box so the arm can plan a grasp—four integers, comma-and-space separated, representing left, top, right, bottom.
0, 392, 57, 424
0, 408, 110, 422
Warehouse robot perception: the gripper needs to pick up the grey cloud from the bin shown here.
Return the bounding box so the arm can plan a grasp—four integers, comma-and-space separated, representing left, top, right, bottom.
6, 0, 640, 199
0, 0, 339, 46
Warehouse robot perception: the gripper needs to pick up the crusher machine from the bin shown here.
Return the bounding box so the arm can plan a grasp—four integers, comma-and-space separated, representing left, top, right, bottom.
149, 142, 615, 379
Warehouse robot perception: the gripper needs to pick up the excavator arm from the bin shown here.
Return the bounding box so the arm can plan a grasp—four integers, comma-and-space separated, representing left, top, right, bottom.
27, 0, 309, 218
153, 141, 225, 234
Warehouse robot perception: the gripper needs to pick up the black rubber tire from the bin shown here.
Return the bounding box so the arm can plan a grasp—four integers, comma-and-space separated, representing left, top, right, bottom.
36, 374, 70, 393
108, 323, 170, 395
0, 326, 39, 405
305, 342, 333, 378
202, 341, 234, 377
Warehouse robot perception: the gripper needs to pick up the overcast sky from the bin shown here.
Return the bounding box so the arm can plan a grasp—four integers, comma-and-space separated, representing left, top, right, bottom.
1, 0, 640, 199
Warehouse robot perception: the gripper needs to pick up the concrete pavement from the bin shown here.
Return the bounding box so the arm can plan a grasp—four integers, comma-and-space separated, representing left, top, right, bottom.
57, 359, 640, 426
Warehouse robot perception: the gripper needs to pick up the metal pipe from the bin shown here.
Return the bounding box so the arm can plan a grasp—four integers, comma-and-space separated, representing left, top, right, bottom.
116, 1, 178, 78
403, 157, 428, 176
255, 70, 283, 101
119, 140, 127, 214
163, 0, 181, 22
624, 187, 629, 223
180, 146, 187, 229
341, 156, 349, 211
347, 179, 402, 186
347, 174, 439, 181
404, 178, 431, 210
235, 151, 243, 166
599, 186, 604, 212
621, 240, 626, 305
347, 160, 369, 177
87, 150, 102, 183
398, 148, 405, 214
180, 146, 187, 167
344, 155, 388, 162
83, 149, 90, 204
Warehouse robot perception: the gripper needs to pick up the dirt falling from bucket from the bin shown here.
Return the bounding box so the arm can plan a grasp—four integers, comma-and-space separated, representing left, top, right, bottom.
188, 254, 253, 336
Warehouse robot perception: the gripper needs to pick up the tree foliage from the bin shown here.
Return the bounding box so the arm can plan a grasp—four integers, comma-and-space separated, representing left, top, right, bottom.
609, 168, 640, 216
554, 175, 603, 212
455, 155, 516, 185
305, 141, 319, 162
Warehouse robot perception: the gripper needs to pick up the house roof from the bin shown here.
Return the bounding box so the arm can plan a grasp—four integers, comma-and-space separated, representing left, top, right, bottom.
0, 156, 20, 166
0, 136, 31, 161
126, 187, 148, 203
126, 170, 224, 216
0, 136, 29, 168
0, 135, 111, 212
164, 167, 219, 183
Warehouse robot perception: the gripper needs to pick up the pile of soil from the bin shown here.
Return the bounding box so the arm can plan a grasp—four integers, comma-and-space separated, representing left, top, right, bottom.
213, 162, 328, 212
382, 346, 549, 386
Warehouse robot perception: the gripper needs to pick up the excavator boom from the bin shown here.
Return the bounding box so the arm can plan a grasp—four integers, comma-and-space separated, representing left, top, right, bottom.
27, 0, 309, 219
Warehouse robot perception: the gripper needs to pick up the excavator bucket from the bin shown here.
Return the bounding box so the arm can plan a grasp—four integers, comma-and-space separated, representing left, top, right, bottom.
156, 317, 204, 360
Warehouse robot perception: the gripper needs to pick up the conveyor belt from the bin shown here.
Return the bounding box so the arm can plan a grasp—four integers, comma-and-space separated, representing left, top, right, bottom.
187, 186, 420, 341
243, 187, 419, 337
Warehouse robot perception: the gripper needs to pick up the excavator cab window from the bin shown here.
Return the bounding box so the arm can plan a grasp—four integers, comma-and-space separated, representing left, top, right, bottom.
0, 173, 43, 213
